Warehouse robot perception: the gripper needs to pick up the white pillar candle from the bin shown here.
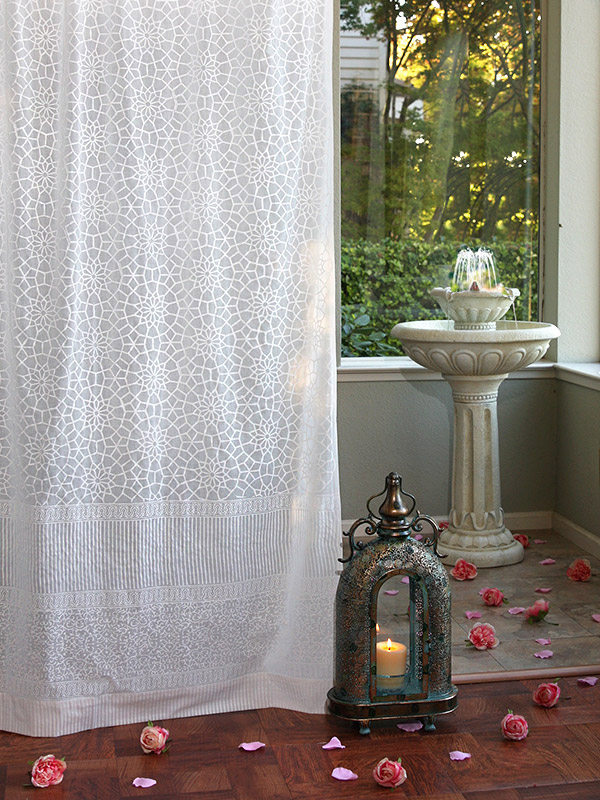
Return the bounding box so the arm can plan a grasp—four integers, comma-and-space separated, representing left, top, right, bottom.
376, 638, 407, 689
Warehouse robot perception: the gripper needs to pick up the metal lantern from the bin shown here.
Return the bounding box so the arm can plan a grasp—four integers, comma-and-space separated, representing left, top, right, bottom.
327, 472, 457, 734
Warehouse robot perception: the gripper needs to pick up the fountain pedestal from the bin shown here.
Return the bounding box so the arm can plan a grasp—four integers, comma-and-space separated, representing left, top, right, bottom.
391, 321, 560, 568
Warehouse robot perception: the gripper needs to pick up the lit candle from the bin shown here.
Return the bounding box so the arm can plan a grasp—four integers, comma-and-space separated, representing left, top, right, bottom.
376, 638, 407, 689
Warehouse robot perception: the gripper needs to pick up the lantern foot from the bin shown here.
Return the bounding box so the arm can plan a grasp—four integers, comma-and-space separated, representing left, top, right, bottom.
423, 715, 436, 731
358, 720, 371, 735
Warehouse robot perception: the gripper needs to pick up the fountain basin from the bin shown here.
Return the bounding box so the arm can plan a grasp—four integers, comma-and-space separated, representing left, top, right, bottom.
430, 287, 520, 330
391, 320, 559, 375
391, 320, 560, 568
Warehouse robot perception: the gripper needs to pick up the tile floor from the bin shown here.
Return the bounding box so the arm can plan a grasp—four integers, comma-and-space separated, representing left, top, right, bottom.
377, 529, 600, 679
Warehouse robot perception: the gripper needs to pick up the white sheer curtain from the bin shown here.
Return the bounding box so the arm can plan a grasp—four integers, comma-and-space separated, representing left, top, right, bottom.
0, 0, 340, 736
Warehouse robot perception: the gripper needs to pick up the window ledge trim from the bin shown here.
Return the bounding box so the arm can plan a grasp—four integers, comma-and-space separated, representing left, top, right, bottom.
554, 363, 600, 392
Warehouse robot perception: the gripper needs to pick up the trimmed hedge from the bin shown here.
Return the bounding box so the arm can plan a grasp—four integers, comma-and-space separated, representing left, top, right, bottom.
341, 239, 538, 356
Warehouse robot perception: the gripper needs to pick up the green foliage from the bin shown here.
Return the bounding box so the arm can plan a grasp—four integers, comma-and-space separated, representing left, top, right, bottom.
341, 238, 538, 357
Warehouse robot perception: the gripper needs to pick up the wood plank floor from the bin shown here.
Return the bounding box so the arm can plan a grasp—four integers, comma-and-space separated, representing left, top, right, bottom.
1, 676, 599, 799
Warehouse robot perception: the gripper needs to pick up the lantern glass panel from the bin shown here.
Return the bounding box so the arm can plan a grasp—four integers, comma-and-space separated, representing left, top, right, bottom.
375, 574, 411, 694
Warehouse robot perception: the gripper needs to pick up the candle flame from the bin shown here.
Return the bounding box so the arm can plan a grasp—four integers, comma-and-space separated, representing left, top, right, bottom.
386, 638, 392, 650
376, 623, 380, 633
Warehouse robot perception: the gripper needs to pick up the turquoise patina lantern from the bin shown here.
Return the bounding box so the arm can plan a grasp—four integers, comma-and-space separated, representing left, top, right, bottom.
327, 472, 457, 734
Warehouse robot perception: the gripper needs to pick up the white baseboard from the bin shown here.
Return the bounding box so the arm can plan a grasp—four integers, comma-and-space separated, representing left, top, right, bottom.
552, 513, 600, 559
341, 511, 553, 536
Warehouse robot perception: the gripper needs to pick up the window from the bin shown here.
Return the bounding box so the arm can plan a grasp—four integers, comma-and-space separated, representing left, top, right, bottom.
340, 0, 541, 357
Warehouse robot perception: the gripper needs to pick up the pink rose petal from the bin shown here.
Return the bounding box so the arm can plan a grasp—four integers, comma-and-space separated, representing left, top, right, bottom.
534, 649, 553, 659
331, 767, 358, 781
384, 589, 400, 595
132, 778, 157, 788
535, 637, 552, 645
413, 534, 423, 541
322, 737, 345, 750
577, 676, 598, 686
465, 610, 482, 620
402, 576, 410, 584
397, 721, 423, 732
592, 614, 600, 623
533, 539, 546, 544
238, 741, 266, 751
539, 558, 556, 565
535, 587, 552, 593
449, 750, 471, 761
508, 607, 525, 615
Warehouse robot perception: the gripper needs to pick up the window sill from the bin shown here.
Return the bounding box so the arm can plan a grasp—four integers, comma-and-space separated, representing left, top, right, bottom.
554, 363, 600, 392
337, 356, 556, 383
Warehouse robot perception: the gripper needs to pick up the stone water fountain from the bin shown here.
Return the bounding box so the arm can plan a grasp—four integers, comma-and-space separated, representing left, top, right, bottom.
392, 249, 559, 568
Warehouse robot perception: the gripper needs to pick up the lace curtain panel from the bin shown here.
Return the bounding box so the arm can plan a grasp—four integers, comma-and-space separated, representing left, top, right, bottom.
0, 0, 340, 736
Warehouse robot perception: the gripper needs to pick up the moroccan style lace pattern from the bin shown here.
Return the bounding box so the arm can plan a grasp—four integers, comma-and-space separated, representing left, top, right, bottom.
0, 0, 339, 735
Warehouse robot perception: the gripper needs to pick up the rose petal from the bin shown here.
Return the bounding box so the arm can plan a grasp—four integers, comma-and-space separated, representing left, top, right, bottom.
238, 741, 265, 751
533, 539, 547, 544
535, 638, 552, 645
413, 534, 423, 541
322, 737, 345, 750
449, 750, 471, 761
465, 610, 482, 620
534, 649, 553, 659
397, 721, 423, 732
402, 576, 410, 584
539, 558, 556, 565
384, 589, 400, 595
535, 587, 552, 593
132, 778, 157, 788
577, 676, 598, 686
592, 614, 600, 623
508, 607, 525, 615
331, 768, 358, 781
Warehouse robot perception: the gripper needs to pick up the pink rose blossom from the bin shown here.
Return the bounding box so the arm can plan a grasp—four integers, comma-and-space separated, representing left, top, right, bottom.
467, 622, 499, 650
532, 682, 560, 708
513, 534, 530, 548
451, 559, 478, 581
140, 724, 170, 754
501, 712, 528, 741
480, 587, 506, 607
524, 599, 549, 623
567, 558, 592, 582
31, 755, 67, 788
372, 758, 407, 788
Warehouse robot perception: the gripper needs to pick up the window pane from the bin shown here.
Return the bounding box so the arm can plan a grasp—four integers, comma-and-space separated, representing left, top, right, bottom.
340, 0, 541, 357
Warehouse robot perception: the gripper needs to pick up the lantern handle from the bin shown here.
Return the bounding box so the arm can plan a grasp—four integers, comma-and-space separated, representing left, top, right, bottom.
339, 516, 377, 564
365, 486, 387, 519
411, 514, 446, 558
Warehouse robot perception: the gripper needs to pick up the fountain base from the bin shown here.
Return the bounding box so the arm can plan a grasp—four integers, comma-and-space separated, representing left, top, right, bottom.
438, 527, 524, 568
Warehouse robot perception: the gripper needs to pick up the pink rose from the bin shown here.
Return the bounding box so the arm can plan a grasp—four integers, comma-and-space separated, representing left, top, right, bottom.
532, 682, 560, 708
451, 559, 478, 581
30, 754, 67, 788
480, 587, 505, 606
524, 599, 549, 623
372, 757, 407, 788
467, 622, 499, 650
513, 534, 530, 548
501, 712, 528, 741
140, 724, 170, 754
567, 558, 591, 582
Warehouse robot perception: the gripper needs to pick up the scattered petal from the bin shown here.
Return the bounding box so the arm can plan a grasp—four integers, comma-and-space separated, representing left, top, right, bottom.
238, 741, 265, 751
535, 587, 552, 593
401, 576, 410, 584
132, 778, 157, 788
508, 607, 525, 615
465, 610, 482, 620
397, 721, 423, 732
577, 676, 598, 686
322, 737, 345, 750
331, 767, 358, 781
539, 558, 556, 565
413, 534, 423, 541
533, 539, 547, 544
534, 649, 553, 659
384, 589, 400, 595
535, 638, 552, 645
592, 614, 600, 624
449, 750, 471, 761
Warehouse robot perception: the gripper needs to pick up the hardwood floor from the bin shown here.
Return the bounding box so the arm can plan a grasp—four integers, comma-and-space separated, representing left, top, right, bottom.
2, 676, 599, 799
